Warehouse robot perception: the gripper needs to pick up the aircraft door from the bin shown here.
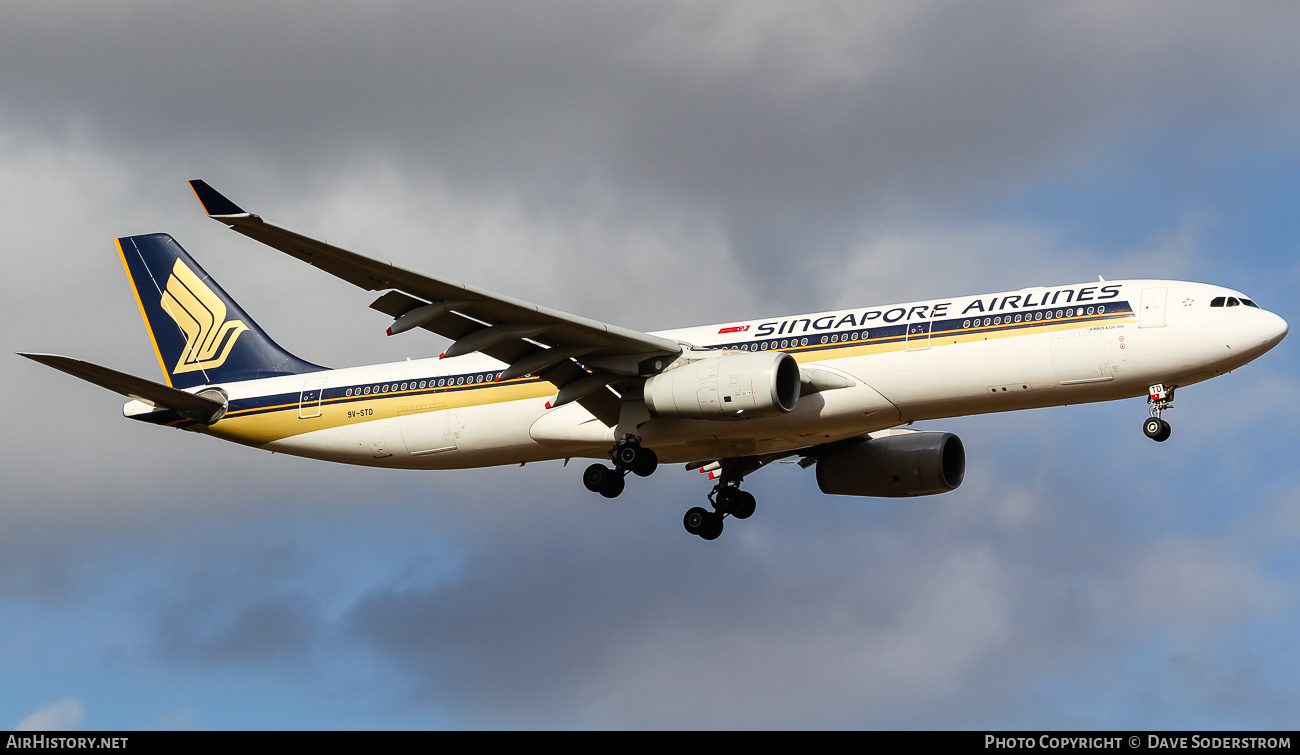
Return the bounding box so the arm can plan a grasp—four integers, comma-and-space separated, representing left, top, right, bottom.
299, 377, 327, 419
1140, 287, 1167, 328
905, 320, 932, 350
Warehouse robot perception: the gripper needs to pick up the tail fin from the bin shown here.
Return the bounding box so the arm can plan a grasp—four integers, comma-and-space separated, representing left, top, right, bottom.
116, 233, 324, 389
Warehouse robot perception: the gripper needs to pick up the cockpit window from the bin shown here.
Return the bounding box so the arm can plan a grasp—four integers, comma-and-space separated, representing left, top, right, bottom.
1210, 296, 1261, 309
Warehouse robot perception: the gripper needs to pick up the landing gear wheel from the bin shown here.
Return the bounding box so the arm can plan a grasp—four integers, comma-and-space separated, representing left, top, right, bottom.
714, 486, 737, 513
1143, 417, 1172, 442
600, 472, 626, 498
583, 463, 625, 498
614, 444, 639, 468
583, 463, 609, 493
683, 507, 723, 540
711, 486, 755, 519
730, 490, 756, 520
613, 442, 659, 477
632, 447, 658, 477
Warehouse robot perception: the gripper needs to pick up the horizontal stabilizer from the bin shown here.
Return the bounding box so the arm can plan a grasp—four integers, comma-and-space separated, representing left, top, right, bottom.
18, 353, 225, 421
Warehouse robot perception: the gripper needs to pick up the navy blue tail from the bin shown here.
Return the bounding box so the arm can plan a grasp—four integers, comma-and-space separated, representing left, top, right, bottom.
117, 233, 325, 389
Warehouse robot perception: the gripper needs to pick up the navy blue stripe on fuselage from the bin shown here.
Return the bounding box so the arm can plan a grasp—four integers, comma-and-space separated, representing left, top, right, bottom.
130, 369, 551, 426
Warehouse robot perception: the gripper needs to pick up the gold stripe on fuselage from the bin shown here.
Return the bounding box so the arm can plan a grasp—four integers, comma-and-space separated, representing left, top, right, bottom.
203, 378, 553, 446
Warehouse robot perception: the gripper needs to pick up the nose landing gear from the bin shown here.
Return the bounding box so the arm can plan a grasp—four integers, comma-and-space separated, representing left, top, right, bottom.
1143, 383, 1175, 442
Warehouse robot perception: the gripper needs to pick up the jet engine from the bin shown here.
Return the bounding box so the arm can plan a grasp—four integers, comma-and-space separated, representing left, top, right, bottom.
816, 431, 965, 497
643, 351, 801, 420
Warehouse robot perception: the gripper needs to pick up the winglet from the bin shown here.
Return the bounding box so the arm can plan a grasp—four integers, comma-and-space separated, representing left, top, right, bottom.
189, 179, 247, 217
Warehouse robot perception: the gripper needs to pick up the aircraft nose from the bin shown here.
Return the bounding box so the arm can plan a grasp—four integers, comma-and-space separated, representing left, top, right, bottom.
1226, 310, 1287, 365
1242, 310, 1289, 361
1261, 311, 1288, 348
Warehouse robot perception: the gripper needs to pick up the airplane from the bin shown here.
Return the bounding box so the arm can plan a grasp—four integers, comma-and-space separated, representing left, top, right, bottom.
20, 181, 1288, 541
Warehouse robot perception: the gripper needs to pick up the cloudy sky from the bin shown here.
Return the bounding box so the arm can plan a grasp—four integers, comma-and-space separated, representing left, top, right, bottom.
3, 1, 1299, 730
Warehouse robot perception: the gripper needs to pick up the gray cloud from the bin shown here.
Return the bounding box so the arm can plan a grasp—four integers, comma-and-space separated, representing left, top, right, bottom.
16, 698, 84, 732
4, 2, 1298, 311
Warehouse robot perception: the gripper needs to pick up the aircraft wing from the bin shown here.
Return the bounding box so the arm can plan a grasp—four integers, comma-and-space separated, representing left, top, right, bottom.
189, 180, 684, 424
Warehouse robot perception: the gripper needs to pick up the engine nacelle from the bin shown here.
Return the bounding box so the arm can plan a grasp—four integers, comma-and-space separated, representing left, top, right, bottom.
816, 431, 965, 497
643, 351, 801, 420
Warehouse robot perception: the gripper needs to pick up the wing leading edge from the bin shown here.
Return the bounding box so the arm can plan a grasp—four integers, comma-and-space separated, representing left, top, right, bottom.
188, 180, 684, 425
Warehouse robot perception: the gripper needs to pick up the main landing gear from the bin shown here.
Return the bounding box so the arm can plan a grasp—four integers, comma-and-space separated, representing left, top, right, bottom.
582, 438, 658, 498
580, 442, 762, 543
1143, 383, 1175, 442
682, 459, 758, 541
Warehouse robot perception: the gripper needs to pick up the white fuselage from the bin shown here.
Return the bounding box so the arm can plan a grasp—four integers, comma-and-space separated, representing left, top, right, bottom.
126, 279, 1287, 468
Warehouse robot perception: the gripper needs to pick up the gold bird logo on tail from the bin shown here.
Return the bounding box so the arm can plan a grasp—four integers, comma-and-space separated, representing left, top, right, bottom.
160, 259, 249, 374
